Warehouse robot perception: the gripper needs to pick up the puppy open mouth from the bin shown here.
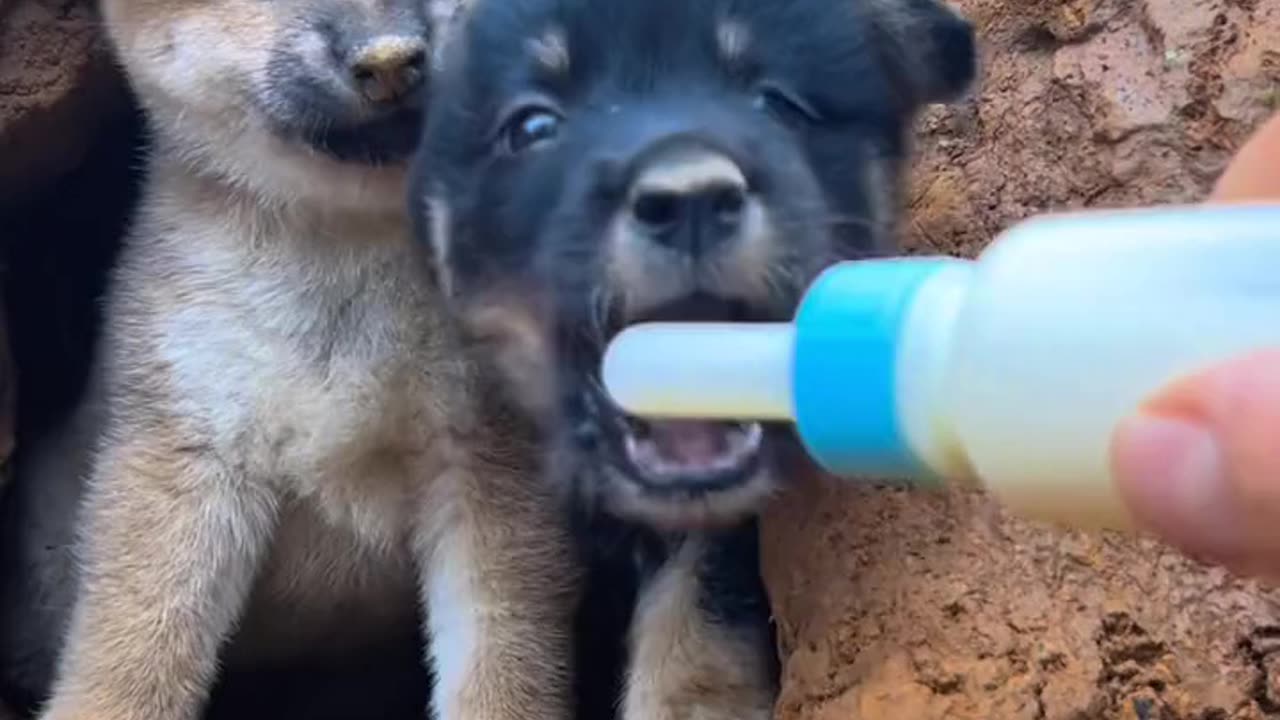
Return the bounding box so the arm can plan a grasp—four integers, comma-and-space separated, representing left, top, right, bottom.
604, 293, 770, 492
622, 418, 763, 487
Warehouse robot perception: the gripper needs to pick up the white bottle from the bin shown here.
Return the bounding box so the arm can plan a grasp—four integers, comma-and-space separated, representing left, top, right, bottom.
602, 204, 1280, 531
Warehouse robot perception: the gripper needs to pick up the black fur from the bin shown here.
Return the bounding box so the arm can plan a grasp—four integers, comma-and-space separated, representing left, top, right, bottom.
568, 502, 664, 720
411, 0, 976, 715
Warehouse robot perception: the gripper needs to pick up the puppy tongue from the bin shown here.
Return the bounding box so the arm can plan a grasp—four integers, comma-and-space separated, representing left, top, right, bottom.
647, 420, 729, 465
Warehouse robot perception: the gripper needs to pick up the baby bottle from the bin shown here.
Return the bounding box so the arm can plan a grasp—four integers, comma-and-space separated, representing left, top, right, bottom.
602, 204, 1280, 530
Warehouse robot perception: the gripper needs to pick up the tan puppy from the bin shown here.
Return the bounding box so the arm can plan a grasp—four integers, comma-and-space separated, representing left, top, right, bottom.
0, 0, 578, 717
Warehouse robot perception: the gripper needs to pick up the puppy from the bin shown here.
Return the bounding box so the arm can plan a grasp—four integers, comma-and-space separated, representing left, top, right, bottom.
0, 0, 580, 717
411, 0, 978, 717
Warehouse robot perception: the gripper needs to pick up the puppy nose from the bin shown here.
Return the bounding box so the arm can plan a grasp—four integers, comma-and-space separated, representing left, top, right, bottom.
627, 146, 749, 256
350, 37, 427, 104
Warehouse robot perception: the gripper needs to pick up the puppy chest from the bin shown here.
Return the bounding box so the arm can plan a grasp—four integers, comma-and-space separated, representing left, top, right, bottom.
163, 301, 462, 479
227, 501, 421, 666
263, 360, 442, 469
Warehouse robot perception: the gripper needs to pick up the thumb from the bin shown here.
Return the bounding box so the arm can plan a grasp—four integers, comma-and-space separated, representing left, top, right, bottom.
1112, 349, 1280, 575
1208, 110, 1280, 203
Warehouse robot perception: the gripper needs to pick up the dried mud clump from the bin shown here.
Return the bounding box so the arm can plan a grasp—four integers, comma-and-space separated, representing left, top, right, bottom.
904, 0, 1278, 259
766, 477, 1280, 719
763, 1, 1280, 719
0, 0, 126, 203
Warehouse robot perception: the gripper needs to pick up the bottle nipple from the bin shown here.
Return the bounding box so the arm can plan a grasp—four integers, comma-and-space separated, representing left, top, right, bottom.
601, 322, 796, 421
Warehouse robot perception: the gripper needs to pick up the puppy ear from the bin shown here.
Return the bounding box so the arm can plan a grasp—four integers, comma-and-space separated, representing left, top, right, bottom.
861, 0, 978, 110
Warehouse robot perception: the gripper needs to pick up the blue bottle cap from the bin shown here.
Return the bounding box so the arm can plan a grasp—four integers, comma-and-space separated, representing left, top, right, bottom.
792, 257, 956, 482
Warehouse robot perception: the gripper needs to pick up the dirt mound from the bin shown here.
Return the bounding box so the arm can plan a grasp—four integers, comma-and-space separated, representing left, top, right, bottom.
762, 1, 1280, 718
0, 0, 126, 204
765, 478, 1280, 719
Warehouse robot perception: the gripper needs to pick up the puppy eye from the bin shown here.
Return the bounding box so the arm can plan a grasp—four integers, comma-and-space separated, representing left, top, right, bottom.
752, 83, 820, 125
501, 106, 563, 154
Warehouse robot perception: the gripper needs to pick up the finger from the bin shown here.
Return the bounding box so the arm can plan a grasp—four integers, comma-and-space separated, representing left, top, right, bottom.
1208, 111, 1280, 203
1112, 348, 1280, 575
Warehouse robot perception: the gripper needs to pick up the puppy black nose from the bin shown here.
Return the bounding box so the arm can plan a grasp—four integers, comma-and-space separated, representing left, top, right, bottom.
350, 37, 427, 104
627, 145, 749, 255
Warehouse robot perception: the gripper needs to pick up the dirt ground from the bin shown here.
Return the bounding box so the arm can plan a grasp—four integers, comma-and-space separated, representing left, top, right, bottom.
761, 1, 1280, 718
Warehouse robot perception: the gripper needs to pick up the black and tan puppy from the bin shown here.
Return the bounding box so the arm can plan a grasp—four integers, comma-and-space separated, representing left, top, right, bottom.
411, 0, 978, 717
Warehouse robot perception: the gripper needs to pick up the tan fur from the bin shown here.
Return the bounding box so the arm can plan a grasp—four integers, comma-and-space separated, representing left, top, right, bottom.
29, 0, 579, 717
459, 292, 560, 419
628, 150, 747, 197
99, 0, 405, 211
424, 191, 456, 297
601, 145, 789, 323
526, 26, 571, 77
622, 542, 774, 720
714, 18, 750, 67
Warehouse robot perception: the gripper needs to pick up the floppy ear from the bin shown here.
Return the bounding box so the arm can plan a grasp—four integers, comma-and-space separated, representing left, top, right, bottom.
859, 0, 979, 110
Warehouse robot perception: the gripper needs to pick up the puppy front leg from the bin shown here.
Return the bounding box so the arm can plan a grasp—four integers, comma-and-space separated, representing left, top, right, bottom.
417, 463, 578, 720
623, 532, 778, 720
38, 441, 277, 720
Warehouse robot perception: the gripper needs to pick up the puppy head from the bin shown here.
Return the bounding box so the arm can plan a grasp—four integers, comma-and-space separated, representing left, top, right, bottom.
413, 0, 976, 530
100, 0, 461, 208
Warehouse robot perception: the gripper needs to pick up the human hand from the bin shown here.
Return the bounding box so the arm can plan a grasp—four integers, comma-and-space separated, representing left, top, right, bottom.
1110, 111, 1280, 578
1113, 349, 1280, 576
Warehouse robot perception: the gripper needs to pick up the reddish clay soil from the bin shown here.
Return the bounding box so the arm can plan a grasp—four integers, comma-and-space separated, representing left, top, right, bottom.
762, 1, 1280, 718
0, 0, 125, 201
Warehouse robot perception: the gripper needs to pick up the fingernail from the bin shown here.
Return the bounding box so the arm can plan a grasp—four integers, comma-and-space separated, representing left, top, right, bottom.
1113, 415, 1238, 556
